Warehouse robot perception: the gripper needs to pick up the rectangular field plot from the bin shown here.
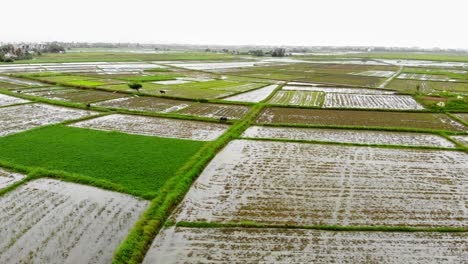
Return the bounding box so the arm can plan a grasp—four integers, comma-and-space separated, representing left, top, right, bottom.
177, 103, 250, 120
257, 108, 467, 132
100, 80, 265, 99
242, 126, 456, 148
398, 73, 455, 82
0, 168, 25, 189
322, 94, 424, 110
223, 84, 278, 102
351, 70, 395, 77
387, 79, 468, 94
71, 114, 229, 141
173, 140, 468, 227
268, 90, 324, 106
0, 103, 97, 137
282, 85, 395, 94
0, 93, 29, 107
144, 227, 468, 264
25, 87, 128, 103
0, 76, 46, 87
0, 126, 204, 196
95, 96, 192, 113
0, 179, 149, 264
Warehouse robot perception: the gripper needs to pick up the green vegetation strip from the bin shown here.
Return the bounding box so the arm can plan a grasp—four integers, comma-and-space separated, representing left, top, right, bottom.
113, 104, 265, 264
116, 75, 181, 82
175, 221, 467, 233
0, 125, 205, 199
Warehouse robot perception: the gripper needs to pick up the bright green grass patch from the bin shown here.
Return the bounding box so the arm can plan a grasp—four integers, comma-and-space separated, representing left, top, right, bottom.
0, 125, 205, 198
66, 80, 107, 86
116, 75, 180, 82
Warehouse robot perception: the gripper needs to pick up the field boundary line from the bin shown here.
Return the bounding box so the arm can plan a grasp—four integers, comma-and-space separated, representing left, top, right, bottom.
175, 221, 467, 233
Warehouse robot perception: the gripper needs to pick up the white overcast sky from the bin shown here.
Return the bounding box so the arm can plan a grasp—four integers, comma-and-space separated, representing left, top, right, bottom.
1, 0, 467, 49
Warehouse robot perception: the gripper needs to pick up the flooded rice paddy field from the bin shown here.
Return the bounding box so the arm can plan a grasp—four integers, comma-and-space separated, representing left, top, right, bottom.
1, 57, 467, 262
257, 108, 467, 131
167, 61, 271, 71
0, 168, 26, 189
0, 76, 46, 87
351, 70, 395, 77
0, 93, 29, 107
398, 73, 457, 82
144, 227, 467, 263
242, 126, 456, 148
451, 135, 468, 146
173, 140, 467, 227
23, 87, 128, 103
94, 96, 192, 113
282, 85, 395, 94
0, 62, 163, 74
322, 94, 424, 110
0, 103, 97, 137
70, 114, 229, 141
177, 103, 250, 120
268, 90, 324, 106
223, 84, 279, 102
0, 178, 149, 264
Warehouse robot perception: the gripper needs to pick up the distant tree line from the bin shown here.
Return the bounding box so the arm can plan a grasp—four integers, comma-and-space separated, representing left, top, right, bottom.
248, 48, 286, 57
0, 42, 66, 62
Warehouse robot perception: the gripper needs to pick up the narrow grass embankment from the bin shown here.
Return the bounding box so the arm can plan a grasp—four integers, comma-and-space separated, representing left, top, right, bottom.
112, 106, 266, 263
175, 221, 467, 233
0, 125, 205, 199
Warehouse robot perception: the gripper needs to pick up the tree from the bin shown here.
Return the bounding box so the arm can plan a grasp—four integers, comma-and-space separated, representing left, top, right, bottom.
128, 82, 143, 92
249, 49, 264, 57
271, 48, 286, 57
43, 42, 65, 53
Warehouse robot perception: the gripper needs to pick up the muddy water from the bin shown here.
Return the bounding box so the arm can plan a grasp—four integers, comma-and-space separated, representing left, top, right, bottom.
167, 61, 270, 71
173, 140, 468, 227
0, 76, 46, 87
0, 168, 26, 189
322, 94, 425, 110
144, 227, 468, 263
0, 178, 149, 264
95, 96, 192, 113
178, 103, 250, 120
0, 93, 29, 107
351, 70, 395, 77
0, 62, 162, 74
70, 114, 229, 141
242, 126, 456, 148
224, 84, 278, 102
0, 103, 97, 137
452, 135, 468, 147
282, 85, 395, 94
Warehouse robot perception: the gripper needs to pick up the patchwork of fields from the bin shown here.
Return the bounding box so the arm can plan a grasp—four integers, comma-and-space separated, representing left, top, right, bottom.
0, 53, 466, 263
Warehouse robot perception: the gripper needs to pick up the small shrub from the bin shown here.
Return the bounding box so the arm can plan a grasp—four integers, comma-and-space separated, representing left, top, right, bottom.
128, 82, 143, 92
